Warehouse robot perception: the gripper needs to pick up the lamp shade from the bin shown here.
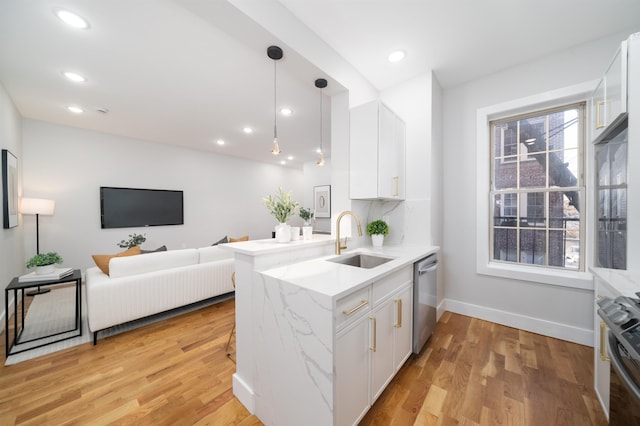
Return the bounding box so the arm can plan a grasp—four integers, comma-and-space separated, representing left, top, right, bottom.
21, 198, 55, 216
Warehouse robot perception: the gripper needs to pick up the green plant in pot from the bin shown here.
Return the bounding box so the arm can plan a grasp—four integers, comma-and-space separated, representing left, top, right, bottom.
26, 252, 63, 275
299, 207, 314, 226
366, 219, 389, 247
117, 233, 147, 249
299, 207, 315, 240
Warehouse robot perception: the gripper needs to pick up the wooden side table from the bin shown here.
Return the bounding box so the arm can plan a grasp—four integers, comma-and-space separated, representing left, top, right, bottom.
5, 269, 82, 357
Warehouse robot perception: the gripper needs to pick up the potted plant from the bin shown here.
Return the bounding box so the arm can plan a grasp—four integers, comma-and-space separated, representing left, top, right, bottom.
366, 219, 389, 247
263, 187, 299, 243
117, 233, 147, 249
26, 252, 63, 275
299, 207, 314, 240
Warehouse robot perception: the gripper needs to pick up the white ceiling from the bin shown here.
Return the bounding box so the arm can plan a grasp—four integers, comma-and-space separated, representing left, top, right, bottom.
1, 0, 639, 168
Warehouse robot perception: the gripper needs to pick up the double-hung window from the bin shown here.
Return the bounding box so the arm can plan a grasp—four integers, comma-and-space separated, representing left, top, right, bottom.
490, 103, 585, 271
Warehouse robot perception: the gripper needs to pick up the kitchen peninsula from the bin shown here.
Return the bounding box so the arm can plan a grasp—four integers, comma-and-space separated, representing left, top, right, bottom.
221, 236, 437, 425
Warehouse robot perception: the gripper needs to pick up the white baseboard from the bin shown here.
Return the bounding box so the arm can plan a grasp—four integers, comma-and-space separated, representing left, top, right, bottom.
233, 373, 255, 414
440, 298, 593, 347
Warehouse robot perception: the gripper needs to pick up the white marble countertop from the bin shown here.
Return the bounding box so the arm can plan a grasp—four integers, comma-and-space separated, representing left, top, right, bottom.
591, 267, 640, 298
261, 244, 439, 299
219, 234, 334, 255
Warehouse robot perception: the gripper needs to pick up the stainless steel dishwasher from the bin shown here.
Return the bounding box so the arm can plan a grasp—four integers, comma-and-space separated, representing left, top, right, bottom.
413, 254, 437, 354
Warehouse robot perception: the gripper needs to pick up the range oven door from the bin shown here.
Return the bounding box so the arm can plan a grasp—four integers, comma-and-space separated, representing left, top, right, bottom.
608, 332, 640, 425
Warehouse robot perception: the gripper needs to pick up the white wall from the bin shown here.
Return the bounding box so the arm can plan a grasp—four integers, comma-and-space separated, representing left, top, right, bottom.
21, 119, 304, 273
0, 82, 24, 329
441, 31, 636, 345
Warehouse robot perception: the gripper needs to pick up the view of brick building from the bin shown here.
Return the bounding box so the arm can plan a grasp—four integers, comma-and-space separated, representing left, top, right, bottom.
491, 107, 581, 269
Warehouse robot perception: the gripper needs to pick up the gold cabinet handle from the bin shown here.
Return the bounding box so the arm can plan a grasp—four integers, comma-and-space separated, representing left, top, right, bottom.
343, 300, 368, 316
395, 298, 402, 328
600, 322, 610, 362
596, 100, 606, 129
371, 317, 377, 352
393, 176, 399, 196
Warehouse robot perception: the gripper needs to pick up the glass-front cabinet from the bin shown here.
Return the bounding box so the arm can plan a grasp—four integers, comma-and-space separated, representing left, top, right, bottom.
595, 119, 628, 269
592, 41, 628, 142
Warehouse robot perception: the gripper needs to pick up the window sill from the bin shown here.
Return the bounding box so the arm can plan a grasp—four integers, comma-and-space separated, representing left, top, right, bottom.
478, 261, 594, 291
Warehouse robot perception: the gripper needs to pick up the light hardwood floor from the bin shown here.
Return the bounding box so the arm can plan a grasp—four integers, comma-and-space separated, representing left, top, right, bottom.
1, 294, 606, 425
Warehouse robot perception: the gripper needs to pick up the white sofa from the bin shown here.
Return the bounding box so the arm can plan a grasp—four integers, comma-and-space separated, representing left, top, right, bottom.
85, 246, 235, 343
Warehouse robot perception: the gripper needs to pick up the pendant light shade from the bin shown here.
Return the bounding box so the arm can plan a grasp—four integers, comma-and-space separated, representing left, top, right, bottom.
315, 78, 328, 166
268, 46, 283, 155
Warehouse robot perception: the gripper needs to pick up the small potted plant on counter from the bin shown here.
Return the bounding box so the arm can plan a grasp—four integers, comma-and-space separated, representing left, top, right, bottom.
299, 207, 314, 240
26, 251, 64, 275
366, 219, 389, 248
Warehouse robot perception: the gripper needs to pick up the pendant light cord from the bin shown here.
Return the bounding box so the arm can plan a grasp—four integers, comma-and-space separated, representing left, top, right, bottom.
273, 60, 277, 140
319, 86, 323, 152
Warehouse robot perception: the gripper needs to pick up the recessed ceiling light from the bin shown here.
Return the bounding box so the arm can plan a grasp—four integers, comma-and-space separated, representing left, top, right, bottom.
67, 106, 84, 114
54, 9, 89, 29
316, 148, 322, 154
63, 71, 86, 83
388, 50, 406, 63
280, 160, 286, 165
287, 155, 294, 161
280, 107, 292, 116
243, 127, 253, 134
216, 139, 225, 146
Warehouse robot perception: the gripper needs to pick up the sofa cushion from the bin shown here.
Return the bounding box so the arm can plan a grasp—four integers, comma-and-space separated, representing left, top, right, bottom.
198, 246, 233, 264
92, 246, 141, 276
229, 235, 249, 242
212, 236, 228, 245
141, 245, 167, 254
109, 248, 199, 279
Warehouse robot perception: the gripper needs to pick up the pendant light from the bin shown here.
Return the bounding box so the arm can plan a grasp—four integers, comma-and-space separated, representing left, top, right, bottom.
268, 46, 283, 155
315, 78, 327, 166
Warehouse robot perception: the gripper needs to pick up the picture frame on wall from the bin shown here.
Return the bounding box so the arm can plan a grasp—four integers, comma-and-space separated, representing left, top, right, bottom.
314, 185, 331, 218
2, 149, 18, 229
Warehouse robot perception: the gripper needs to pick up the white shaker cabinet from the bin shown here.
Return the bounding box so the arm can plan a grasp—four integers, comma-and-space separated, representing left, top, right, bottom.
593, 276, 618, 421
335, 315, 370, 426
592, 39, 628, 142
350, 101, 406, 200
393, 286, 413, 372
335, 266, 413, 426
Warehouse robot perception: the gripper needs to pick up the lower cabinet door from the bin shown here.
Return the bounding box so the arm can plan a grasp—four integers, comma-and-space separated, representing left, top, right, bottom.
371, 300, 396, 402
336, 316, 370, 426
393, 286, 413, 371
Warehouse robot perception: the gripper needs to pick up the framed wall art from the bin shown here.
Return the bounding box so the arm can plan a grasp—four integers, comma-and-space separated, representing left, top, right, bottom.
314, 185, 331, 218
2, 149, 18, 229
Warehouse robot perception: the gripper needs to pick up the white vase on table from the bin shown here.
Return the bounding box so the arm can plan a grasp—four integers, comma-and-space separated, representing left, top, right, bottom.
275, 223, 292, 243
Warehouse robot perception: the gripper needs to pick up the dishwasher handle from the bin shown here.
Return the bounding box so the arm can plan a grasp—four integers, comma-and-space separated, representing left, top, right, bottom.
418, 262, 438, 275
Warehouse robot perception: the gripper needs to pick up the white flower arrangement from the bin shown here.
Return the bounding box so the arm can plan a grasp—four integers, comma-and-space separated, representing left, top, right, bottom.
263, 187, 300, 223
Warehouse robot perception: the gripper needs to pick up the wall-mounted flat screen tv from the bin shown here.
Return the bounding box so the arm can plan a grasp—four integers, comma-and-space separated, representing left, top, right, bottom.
100, 186, 184, 229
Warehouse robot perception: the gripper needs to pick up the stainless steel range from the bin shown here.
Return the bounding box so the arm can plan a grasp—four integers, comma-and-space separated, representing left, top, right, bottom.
598, 295, 640, 425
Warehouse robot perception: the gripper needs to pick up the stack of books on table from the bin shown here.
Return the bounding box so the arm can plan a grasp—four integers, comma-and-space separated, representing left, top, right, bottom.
18, 267, 74, 283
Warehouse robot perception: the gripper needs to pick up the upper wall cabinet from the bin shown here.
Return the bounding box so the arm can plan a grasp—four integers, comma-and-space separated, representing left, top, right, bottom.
592, 40, 628, 142
350, 101, 406, 200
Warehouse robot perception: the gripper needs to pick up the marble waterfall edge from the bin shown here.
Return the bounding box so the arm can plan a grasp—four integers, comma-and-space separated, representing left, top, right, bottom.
253, 272, 334, 425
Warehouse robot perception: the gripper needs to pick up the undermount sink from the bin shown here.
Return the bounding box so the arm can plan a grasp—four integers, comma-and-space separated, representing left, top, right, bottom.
327, 253, 393, 269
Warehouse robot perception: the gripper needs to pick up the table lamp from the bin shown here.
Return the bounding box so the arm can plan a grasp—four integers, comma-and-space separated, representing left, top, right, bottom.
21, 197, 55, 295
